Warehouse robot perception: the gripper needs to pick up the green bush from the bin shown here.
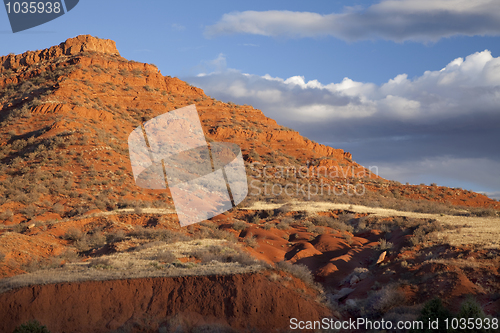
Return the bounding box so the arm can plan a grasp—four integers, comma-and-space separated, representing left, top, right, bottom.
13, 320, 51, 333
412, 296, 494, 333
411, 297, 452, 333
455, 296, 493, 333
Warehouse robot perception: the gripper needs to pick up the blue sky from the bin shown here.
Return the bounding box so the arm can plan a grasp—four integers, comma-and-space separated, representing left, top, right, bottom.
1, 0, 500, 199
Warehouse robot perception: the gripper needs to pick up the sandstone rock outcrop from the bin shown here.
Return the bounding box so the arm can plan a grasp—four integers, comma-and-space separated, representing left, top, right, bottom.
0, 35, 119, 71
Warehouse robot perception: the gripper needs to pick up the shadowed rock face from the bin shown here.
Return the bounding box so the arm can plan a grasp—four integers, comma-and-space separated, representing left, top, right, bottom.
0, 273, 331, 333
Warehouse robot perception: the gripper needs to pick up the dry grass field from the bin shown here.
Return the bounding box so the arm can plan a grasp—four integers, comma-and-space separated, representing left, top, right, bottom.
0, 238, 264, 294
245, 201, 500, 249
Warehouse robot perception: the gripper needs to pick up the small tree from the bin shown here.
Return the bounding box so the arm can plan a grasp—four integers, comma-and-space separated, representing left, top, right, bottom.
412, 297, 452, 333
455, 296, 492, 333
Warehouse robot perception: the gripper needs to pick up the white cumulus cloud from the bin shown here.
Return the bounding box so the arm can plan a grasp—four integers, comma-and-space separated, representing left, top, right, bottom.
205, 0, 500, 42
184, 50, 500, 195
190, 50, 500, 123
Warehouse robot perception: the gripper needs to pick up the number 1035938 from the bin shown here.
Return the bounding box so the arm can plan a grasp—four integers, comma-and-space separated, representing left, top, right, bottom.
444, 317, 498, 330
5, 2, 61, 14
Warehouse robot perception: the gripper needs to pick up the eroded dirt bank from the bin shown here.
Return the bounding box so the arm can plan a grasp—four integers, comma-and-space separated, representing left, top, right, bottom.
0, 272, 331, 332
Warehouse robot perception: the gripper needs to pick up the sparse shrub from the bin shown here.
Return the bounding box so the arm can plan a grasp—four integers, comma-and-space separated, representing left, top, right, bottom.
154, 250, 176, 263
376, 239, 393, 250
244, 234, 258, 248
263, 223, 274, 230
88, 257, 112, 269
312, 215, 330, 227
118, 68, 129, 77
192, 245, 256, 266
0, 209, 13, 221
425, 219, 444, 233
248, 149, 260, 161
307, 225, 325, 235
200, 221, 217, 229
130, 226, 190, 243
326, 218, 354, 233
57, 249, 80, 263
64, 227, 83, 241
470, 207, 498, 217
338, 212, 356, 223
232, 220, 247, 231
131, 69, 142, 77
276, 220, 290, 230
95, 199, 107, 210
356, 216, 368, 231
88, 231, 106, 248
21, 204, 37, 219
137, 241, 163, 251
0, 252, 5, 262
13, 320, 51, 333
11, 223, 25, 233
251, 214, 260, 224
152, 199, 169, 208
275, 261, 314, 286
367, 283, 406, 315
410, 226, 427, 246
52, 203, 64, 215
106, 230, 126, 243
192, 226, 237, 242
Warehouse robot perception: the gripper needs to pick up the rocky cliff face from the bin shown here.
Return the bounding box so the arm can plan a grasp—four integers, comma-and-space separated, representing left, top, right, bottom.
0, 35, 119, 71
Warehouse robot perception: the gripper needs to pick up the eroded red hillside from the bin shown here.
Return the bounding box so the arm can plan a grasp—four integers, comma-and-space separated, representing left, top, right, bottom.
1, 35, 498, 230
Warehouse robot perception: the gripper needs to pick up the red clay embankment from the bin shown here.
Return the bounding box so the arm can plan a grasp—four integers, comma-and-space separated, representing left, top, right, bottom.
0, 272, 331, 332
